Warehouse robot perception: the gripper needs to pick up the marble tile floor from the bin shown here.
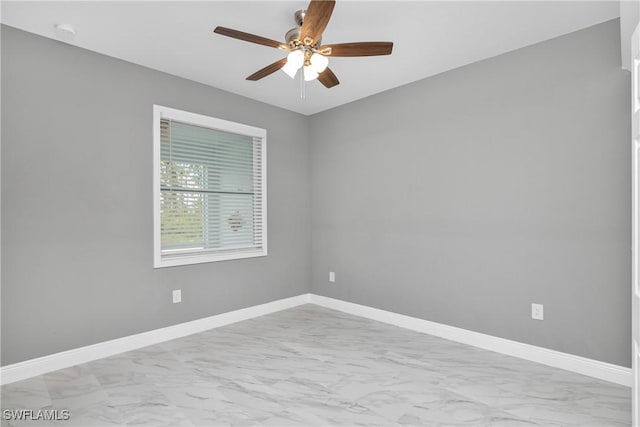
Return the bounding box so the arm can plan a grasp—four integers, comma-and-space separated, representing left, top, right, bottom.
0, 304, 631, 426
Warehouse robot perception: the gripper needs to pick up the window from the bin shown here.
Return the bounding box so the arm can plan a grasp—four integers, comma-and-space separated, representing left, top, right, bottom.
153, 105, 266, 268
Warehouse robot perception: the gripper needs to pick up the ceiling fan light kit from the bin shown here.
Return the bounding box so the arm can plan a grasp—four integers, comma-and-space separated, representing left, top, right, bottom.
213, 0, 393, 89
303, 64, 319, 81
310, 52, 329, 73
281, 60, 300, 79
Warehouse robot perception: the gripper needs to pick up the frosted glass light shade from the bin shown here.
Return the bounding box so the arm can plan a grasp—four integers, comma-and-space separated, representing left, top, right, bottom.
287, 50, 304, 69
303, 65, 319, 81
281, 61, 299, 79
310, 52, 329, 73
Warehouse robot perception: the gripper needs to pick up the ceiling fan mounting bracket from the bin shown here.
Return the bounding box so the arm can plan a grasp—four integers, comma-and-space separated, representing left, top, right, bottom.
294, 10, 306, 27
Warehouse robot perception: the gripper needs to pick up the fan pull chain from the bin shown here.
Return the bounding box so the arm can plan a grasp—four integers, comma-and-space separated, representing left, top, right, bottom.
299, 68, 305, 99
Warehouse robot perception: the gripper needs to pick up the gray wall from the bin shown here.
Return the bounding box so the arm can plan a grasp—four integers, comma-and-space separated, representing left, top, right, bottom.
309, 19, 632, 367
2, 18, 632, 368
1, 26, 310, 365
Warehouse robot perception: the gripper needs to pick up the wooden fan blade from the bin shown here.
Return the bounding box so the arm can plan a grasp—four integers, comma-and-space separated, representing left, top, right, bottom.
300, 0, 335, 45
317, 67, 339, 88
246, 58, 288, 81
320, 42, 393, 57
214, 26, 289, 50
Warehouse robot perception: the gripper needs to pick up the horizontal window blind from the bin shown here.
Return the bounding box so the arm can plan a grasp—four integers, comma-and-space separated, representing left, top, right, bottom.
159, 118, 264, 260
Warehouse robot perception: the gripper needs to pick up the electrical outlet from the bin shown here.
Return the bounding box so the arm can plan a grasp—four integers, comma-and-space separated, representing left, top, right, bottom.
329, 271, 335, 283
173, 289, 182, 304
531, 303, 543, 320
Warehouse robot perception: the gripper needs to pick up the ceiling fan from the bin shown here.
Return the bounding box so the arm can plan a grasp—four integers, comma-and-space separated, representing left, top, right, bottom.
213, 0, 393, 88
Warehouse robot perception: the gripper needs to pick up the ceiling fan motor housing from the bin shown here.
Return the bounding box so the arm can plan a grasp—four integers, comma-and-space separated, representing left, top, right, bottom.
286, 10, 321, 47
285, 27, 301, 45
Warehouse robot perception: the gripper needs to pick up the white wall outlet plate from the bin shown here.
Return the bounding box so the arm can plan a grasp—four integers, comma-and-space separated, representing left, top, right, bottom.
173, 289, 182, 304
532, 303, 544, 320
329, 271, 335, 283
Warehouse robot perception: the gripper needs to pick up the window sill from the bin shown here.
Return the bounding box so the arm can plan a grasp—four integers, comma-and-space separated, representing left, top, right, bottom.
154, 249, 267, 268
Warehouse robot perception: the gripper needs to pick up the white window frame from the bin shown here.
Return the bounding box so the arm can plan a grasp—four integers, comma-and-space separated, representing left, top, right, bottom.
153, 105, 267, 268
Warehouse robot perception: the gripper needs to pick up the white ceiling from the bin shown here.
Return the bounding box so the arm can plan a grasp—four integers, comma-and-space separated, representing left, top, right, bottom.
2, 1, 620, 115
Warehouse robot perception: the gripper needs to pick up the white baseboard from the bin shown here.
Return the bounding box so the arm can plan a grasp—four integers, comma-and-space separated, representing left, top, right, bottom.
1, 293, 632, 388
0, 294, 311, 385
309, 294, 632, 387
